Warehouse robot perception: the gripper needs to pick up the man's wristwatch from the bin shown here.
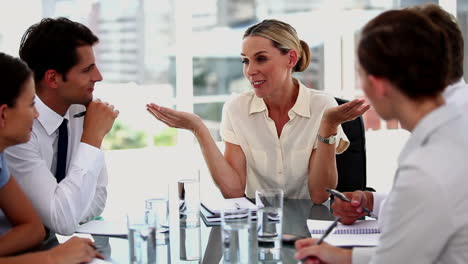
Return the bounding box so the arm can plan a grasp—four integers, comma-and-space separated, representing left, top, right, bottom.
317, 134, 337, 144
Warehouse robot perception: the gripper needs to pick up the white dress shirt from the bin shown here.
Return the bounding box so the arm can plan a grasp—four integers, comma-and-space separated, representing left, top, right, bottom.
4, 97, 108, 235
352, 104, 468, 264
220, 80, 349, 199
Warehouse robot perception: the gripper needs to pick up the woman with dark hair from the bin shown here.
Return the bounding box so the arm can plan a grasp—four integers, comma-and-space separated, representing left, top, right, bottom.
295, 8, 468, 264
0, 52, 102, 263
147, 19, 368, 203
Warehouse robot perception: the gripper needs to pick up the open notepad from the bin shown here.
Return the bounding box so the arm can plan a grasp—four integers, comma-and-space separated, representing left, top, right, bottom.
201, 197, 257, 224
307, 219, 380, 247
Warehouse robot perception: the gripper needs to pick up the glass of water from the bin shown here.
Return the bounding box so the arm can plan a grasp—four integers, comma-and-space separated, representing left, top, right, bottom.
221, 208, 251, 264
145, 195, 169, 242
179, 225, 201, 262
178, 173, 200, 228
127, 213, 157, 264
255, 189, 284, 257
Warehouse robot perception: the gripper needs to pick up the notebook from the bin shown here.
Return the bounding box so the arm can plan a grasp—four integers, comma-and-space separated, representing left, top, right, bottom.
201, 197, 257, 215
307, 219, 380, 247
200, 197, 257, 226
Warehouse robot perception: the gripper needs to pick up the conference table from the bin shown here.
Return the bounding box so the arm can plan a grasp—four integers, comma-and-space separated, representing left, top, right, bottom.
44, 199, 337, 263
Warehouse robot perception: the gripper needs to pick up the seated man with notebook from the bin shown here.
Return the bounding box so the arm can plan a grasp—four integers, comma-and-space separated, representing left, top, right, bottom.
294, 7, 468, 264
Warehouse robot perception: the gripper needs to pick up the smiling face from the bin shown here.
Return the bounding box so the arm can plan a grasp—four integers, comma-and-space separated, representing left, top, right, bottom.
241, 36, 293, 98
1, 76, 39, 146
57, 45, 103, 106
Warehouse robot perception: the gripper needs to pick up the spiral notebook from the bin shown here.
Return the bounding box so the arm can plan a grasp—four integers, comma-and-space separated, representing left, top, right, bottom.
307, 219, 380, 247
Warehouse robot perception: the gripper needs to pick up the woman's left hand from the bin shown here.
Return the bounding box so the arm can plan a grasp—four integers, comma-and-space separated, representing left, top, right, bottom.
322, 99, 370, 127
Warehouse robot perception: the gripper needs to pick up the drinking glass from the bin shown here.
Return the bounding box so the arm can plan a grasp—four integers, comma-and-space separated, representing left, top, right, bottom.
255, 189, 284, 260
127, 213, 157, 264
221, 208, 251, 263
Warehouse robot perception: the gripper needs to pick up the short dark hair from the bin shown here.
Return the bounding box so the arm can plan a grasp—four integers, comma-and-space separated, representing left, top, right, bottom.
358, 9, 450, 99
19, 17, 99, 83
410, 4, 464, 84
0, 52, 33, 107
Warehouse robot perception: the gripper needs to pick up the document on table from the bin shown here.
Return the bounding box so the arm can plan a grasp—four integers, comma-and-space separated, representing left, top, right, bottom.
90, 259, 112, 264
200, 197, 257, 225
201, 197, 257, 215
76, 220, 127, 237
307, 219, 380, 247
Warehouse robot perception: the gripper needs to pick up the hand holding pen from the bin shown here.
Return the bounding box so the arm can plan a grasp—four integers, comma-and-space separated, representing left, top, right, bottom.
327, 189, 377, 225
295, 217, 349, 264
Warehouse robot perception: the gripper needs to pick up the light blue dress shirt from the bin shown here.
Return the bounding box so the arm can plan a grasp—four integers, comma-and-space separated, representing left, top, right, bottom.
353, 104, 468, 263
0, 152, 10, 189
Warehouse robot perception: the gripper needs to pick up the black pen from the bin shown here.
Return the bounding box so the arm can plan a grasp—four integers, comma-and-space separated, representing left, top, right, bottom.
314, 217, 340, 245
73, 111, 86, 118
300, 217, 341, 263
326, 188, 378, 218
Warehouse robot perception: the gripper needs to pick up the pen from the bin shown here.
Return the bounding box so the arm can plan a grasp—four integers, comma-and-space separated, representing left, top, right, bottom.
73, 111, 86, 118
300, 217, 341, 263
234, 203, 241, 209
314, 217, 340, 245
326, 188, 378, 218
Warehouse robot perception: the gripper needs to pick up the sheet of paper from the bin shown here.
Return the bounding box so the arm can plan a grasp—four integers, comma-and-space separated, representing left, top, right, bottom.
89, 258, 112, 264
55, 233, 94, 244
76, 220, 127, 236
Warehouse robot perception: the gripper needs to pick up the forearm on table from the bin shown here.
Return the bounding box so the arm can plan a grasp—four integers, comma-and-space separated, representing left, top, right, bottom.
80, 184, 107, 223
0, 252, 54, 264
194, 125, 245, 198
23, 165, 103, 234
0, 223, 45, 256
308, 122, 339, 204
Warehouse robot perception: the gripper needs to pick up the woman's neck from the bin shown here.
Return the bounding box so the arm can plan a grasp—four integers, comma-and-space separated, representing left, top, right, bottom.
397, 95, 445, 131
264, 78, 299, 114
0, 139, 7, 153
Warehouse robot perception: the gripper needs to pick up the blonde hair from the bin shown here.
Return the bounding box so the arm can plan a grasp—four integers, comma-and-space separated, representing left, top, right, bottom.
244, 19, 311, 72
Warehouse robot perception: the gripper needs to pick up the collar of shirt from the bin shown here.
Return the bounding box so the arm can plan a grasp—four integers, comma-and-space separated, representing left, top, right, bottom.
248, 79, 311, 118
443, 78, 466, 99
35, 96, 71, 136
398, 104, 460, 165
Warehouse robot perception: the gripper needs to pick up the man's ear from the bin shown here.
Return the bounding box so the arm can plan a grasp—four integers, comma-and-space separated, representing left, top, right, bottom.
0, 104, 8, 128
287, 49, 298, 69
43, 69, 60, 89
368, 75, 389, 98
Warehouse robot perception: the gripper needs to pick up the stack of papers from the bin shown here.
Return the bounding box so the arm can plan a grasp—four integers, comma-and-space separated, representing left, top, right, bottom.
201, 197, 257, 224
307, 219, 380, 247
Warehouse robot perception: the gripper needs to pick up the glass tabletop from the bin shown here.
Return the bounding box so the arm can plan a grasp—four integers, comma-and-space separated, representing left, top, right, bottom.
84, 199, 335, 264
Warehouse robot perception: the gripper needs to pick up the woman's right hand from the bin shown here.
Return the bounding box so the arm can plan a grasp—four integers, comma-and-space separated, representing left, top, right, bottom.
48, 237, 103, 264
331, 191, 372, 225
146, 103, 203, 133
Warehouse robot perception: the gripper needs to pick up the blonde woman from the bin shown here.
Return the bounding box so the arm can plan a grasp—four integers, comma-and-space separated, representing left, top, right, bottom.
147, 19, 368, 203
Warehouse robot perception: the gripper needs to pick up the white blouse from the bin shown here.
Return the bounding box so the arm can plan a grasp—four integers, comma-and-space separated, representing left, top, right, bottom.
220, 80, 349, 199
